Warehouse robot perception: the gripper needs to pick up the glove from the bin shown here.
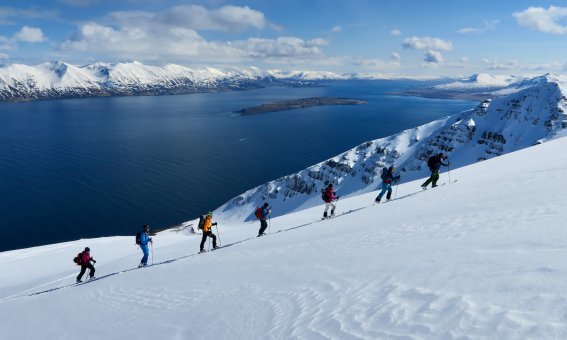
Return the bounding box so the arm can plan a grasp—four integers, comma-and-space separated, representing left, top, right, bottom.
93, 260, 97, 263
213, 222, 218, 226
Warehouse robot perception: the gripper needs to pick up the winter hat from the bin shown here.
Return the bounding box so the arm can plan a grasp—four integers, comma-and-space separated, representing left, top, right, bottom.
263, 203, 269, 208
143, 225, 150, 230
207, 211, 213, 217
85, 247, 90, 252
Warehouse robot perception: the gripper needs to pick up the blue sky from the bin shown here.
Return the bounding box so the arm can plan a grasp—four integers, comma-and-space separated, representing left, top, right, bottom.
1, 0, 566, 75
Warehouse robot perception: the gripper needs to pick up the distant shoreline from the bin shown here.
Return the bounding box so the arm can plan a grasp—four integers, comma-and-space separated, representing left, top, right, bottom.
238, 96, 368, 115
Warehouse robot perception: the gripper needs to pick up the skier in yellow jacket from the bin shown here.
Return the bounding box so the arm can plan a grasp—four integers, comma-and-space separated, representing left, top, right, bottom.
200, 212, 218, 252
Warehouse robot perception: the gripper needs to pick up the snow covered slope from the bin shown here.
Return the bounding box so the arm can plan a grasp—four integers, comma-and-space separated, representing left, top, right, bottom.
217, 74, 567, 223
1, 135, 567, 339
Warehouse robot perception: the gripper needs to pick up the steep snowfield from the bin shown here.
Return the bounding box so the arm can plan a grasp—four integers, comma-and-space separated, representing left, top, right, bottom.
2, 136, 567, 339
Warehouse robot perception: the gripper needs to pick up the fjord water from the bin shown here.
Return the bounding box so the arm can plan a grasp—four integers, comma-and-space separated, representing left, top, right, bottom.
0, 81, 476, 251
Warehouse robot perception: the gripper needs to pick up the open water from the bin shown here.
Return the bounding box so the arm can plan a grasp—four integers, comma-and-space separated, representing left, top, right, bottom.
0, 80, 477, 251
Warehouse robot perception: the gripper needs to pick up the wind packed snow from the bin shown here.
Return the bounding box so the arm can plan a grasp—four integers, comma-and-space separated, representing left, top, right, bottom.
1, 136, 567, 339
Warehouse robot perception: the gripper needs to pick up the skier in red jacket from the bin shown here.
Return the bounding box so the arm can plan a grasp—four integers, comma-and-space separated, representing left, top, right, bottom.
77, 247, 96, 283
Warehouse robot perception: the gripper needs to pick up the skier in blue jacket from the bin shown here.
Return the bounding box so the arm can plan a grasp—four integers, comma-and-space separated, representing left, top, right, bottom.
257, 203, 271, 237
375, 166, 401, 203
136, 225, 153, 267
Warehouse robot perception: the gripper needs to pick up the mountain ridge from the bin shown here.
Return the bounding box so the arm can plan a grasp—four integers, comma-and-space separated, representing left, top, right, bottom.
215, 73, 567, 223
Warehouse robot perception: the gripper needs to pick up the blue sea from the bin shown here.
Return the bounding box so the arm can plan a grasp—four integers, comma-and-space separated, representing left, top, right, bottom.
0, 80, 477, 251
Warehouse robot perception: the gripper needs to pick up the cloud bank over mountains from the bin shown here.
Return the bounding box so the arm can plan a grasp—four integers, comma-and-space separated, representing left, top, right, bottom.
2, 3, 567, 75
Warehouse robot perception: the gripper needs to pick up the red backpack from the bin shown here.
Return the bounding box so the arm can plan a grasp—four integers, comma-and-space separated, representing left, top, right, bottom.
255, 207, 263, 219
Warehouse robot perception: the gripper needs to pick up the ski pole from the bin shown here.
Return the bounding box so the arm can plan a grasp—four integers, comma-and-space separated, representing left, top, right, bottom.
394, 183, 399, 199
215, 225, 221, 247
208, 236, 211, 251
151, 242, 154, 265
268, 216, 271, 235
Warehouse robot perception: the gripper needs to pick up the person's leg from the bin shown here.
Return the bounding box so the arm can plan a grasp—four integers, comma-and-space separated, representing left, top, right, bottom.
77, 265, 87, 281
210, 232, 217, 248
258, 220, 268, 235
200, 233, 208, 251
432, 170, 440, 186
330, 202, 336, 216
422, 171, 434, 187
376, 185, 388, 201
323, 203, 331, 218
141, 245, 149, 264
386, 184, 393, 200
87, 263, 95, 277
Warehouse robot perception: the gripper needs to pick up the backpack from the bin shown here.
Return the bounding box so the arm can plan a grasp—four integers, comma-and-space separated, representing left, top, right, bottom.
135, 231, 142, 245
427, 156, 436, 168
198, 215, 205, 230
380, 167, 388, 180
73, 252, 82, 266
255, 207, 263, 219
321, 188, 329, 201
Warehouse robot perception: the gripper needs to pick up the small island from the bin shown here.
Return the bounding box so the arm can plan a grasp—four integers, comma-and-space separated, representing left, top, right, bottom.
238, 96, 367, 115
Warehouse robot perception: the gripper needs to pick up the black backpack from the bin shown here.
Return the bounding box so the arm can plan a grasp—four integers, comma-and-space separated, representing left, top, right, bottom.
427, 156, 437, 168
135, 231, 142, 245
321, 188, 328, 201
380, 167, 388, 180
198, 215, 205, 230
73, 252, 82, 266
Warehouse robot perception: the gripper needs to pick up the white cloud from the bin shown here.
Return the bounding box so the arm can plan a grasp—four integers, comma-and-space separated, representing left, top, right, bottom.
233, 37, 326, 58
402, 36, 451, 67
390, 29, 402, 36
59, 4, 332, 64
109, 5, 270, 33
424, 50, 443, 63
480, 58, 566, 71
14, 26, 45, 43
402, 36, 453, 51
0, 7, 57, 24
354, 58, 400, 70
391, 52, 401, 61
514, 6, 567, 34
457, 20, 499, 34
60, 22, 327, 63
331, 25, 342, 33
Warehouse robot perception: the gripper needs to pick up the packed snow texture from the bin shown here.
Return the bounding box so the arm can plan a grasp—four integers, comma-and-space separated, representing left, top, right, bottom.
1, 135, 567, 339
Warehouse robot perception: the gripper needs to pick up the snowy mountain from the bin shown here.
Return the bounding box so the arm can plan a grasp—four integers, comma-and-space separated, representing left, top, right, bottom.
0, 60, 454, 102
216, 74, 567, 223
0, 61, 279, 102
2, 133, 567, 339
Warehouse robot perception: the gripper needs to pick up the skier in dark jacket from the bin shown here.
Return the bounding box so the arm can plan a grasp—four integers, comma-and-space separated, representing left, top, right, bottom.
136, 225, 153, 267
76, 247, 96, 283
322, 183, 339, 219
375, 166, 401, 203
421, 152, 450, 189
258, 203, 271, 237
